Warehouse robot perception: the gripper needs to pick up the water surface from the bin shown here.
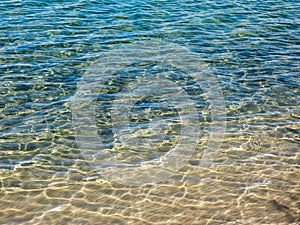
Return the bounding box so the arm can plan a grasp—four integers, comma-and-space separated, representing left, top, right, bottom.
0, 0, 299, 224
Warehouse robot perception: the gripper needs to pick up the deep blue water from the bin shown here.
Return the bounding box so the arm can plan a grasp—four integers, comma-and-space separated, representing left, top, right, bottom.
0, 0, 299, 224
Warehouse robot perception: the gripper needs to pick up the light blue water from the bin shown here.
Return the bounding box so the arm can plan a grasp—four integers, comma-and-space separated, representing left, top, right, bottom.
0, 0, 299, 224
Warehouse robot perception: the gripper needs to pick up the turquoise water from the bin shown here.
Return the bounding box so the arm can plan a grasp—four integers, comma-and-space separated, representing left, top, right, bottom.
0, 0, 299, 224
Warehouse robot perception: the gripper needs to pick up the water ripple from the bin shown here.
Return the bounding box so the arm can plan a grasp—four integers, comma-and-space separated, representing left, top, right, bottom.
0, 0, 299, 224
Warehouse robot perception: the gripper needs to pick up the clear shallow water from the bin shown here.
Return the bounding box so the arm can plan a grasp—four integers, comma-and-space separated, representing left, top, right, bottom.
0, 0, 299, 224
